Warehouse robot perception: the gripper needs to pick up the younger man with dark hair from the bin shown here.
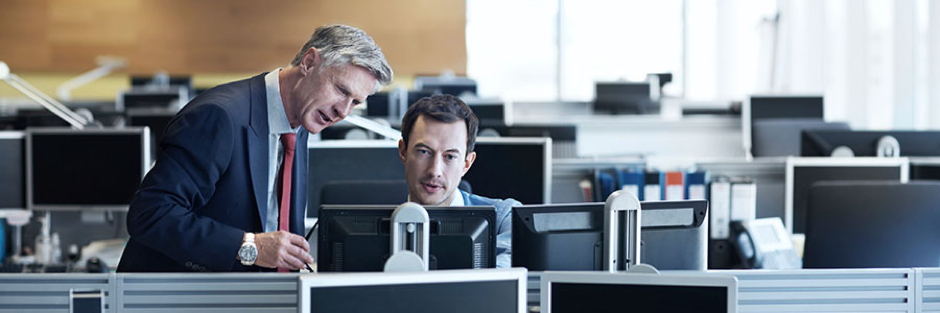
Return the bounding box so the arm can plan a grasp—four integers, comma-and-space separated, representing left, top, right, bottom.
398, 94, 518, 268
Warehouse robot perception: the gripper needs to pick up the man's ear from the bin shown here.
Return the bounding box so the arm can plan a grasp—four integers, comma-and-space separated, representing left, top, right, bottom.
398, 139, 407, 164
299, 47, 321, 76
461, 151, 477, 176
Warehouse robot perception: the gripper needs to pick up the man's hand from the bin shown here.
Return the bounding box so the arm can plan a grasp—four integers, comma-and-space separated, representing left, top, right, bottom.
253, 231, 314, 270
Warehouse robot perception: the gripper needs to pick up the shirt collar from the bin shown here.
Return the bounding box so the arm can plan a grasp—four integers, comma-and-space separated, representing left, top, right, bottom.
265, 68, 301, 135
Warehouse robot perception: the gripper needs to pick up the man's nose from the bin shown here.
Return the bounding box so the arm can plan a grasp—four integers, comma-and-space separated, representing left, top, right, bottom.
427, 154, 444, 177
333, 100, 352, 120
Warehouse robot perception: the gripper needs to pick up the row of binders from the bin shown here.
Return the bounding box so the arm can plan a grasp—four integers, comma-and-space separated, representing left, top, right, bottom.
590, 169, 708, 202
587, 169, 757, 241
707, 176, 757, 240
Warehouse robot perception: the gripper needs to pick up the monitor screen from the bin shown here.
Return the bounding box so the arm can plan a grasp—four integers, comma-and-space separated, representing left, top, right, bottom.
746, 95, 824, 154
129, 75, 192, 89
127, 110, 176, 161
541, 272, 736, 313
0, 132, 25, 209
463, 137, 550, 205
801, 130, 940, 157
477, 124, 577, 159
407, 91, 436, 107
593, 82, 654, 114
365, 92, 391, 117
119, 88, 185, 111
414, 76, 478, 97
479, 124, 576, 141
28, 128, 150, 210
511, 200, 708, 271
748, 95, 823, 121
300, 268, 526, 313
751, 119, 850, 157
317, 205, 497, 271
786, 158, 908, 234
466, 102, 505, 127
803, 181, 940, 268
306, 141, 405, 218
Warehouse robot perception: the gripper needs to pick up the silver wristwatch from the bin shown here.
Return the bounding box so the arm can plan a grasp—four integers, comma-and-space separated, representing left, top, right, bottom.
238, 233, 258, 266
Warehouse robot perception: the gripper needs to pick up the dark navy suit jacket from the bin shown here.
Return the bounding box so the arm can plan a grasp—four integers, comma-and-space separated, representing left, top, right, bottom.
117, 74, 309, 272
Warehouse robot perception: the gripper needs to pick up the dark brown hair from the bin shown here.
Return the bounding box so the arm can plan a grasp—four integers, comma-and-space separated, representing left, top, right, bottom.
400, 94, 479, 154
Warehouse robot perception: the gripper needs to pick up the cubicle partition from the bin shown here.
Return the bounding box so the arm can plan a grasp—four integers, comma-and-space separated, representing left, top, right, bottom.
707, 268, 916, 312
4, 268, 940, 312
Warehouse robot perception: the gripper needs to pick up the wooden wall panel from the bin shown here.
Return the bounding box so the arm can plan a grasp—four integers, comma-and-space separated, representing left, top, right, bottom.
0, 0, 467, 76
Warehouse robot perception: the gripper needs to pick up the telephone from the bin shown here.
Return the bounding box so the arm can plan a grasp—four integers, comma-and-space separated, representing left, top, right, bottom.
731, 218, 802, 269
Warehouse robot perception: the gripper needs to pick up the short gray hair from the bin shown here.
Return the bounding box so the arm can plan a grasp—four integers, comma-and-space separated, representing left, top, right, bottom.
290, 25, 393, 88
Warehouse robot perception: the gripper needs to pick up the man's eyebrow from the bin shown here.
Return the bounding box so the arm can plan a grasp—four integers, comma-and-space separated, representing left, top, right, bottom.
336, 82, 366, 103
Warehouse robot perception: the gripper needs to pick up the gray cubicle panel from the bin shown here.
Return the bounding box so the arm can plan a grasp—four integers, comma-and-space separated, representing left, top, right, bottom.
115, 273, 299, 313
916, 268, 940, 312
0, 131, 25, 209
705, 268, 916, 312
0, 273, 299, 313
0, 273, 115, 312
550, 158, 646, 204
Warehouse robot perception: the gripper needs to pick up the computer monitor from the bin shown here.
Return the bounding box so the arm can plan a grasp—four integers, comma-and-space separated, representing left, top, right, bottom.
317, 205, 497, 271
0, 132, 25, 209
511, 200, 709, 271
117, 87, 188, 111
306, 140, 405, 218
129, 75, 193, 90
414, 76, 478, 97
300, 268, 526, 313
462, 98, 505, 127
785, 157, 908, 234
11, 108, 124, 129
911, 158, 940, 180
464, 137, 552, 205
803, 181, 940, 268
407, 91, 436, 108
801, 130, 940, 157
744, 95, 824, 156
27, 127, 151, 211
478, 124, 577, 159
752, 119, 850, 157
593, 81, 656, 115
365, 91, 392, 117
126, 110, 176, 161
540, 271, 737, 313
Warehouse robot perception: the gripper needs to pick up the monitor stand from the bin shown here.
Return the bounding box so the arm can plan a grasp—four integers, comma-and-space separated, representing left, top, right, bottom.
384, 202, 430, 272
603, 191, 658, 273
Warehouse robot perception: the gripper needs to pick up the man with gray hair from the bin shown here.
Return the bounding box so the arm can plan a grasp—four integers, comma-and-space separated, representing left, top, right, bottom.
119, 25, 392, 272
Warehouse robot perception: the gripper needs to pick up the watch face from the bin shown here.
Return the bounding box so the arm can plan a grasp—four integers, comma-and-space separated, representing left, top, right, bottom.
239, 244, 257, 262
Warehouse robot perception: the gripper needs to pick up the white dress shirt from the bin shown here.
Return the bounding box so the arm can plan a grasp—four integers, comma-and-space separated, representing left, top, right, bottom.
264, 69, 301, 232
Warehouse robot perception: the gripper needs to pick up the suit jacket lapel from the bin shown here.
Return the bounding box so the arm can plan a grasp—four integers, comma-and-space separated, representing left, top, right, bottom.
246, 74, 270, 228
